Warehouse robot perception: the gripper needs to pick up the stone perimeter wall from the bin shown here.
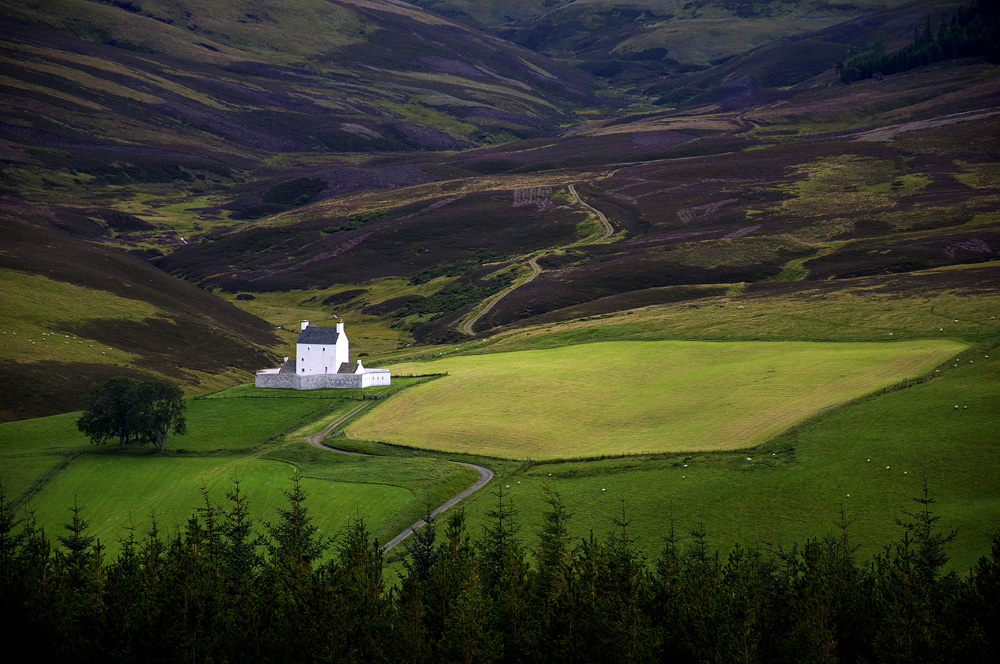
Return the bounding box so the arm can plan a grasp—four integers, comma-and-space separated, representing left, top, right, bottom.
255, 373, 365, 389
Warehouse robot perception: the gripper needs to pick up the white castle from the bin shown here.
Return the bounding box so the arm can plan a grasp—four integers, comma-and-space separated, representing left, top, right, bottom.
255, 320, 391, 389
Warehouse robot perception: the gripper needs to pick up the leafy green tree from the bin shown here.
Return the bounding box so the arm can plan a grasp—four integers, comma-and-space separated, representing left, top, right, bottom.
77, 376, 144, 450
76, 376, 186, 451
137, 380, 186, 451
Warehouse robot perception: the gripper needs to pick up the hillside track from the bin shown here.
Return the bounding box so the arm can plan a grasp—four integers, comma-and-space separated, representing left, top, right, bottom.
460, 175, 618, 336
462, 254, 543, 335
568, 183, 615, 241
305, 401, 375, 455
301, 394, 494, 552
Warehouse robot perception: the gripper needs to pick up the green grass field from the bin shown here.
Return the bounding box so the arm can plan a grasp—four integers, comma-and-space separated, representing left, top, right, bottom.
0, 385, 478, 558
347, 339, 965, 459
22, 455, 414, 550
449, 343, 999, 573
2, 332, 994, 575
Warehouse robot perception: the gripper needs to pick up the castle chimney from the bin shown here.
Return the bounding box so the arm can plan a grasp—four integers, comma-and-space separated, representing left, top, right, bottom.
300, 320, 309, 331
336, 321, 344, 334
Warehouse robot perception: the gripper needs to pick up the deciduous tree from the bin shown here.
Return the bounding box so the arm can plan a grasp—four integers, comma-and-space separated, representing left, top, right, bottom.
76, 377, 186, 451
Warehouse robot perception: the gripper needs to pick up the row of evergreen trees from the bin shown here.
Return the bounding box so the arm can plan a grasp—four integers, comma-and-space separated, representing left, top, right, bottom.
839, 0, 1000, 84
1, 477, 998, 663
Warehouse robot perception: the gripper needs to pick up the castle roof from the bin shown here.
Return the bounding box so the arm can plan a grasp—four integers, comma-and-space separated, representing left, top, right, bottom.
297, 325, 340, 345
278, 357, 297, 374
337, 362, 360, 374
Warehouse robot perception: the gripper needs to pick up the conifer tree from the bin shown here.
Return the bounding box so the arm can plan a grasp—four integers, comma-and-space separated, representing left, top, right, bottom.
58, 497, 96, 589
329, 518, 389, 662
403, 504, 438, 584
263, 473, 329, 567
531, 486, 578, 664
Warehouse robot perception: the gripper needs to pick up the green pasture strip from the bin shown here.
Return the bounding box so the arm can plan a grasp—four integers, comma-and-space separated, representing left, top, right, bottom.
453, 345, 999, 574
20, 454, 412, 560
347, 339, 965, 459
464, 278, 1000, 354
0, 268, 148, 365
320, 436, 522, 473
0, 411, 92, 455
173, 398, 345, 453
0, 398, 342, 456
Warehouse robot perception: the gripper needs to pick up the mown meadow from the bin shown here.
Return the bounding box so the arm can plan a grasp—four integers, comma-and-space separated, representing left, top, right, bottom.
347, 339, 965, 458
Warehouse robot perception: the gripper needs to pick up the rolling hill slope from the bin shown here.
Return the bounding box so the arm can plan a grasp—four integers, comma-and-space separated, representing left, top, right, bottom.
0, 0, 997, 420
0, 203, 279, 421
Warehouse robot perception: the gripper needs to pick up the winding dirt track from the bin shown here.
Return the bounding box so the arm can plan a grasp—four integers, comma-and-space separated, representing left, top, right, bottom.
304, 401, 493, 553
380, 462, 493, 553
461, 254, 542, 335
568, 183, 615, 240
461, 179, 616, 335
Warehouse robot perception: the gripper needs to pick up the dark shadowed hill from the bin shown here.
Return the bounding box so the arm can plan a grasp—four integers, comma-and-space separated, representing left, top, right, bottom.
409, 0, 967, 94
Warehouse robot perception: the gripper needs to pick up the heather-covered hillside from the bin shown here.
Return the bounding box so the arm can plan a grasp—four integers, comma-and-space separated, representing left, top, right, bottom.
1, 0, 997, 414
